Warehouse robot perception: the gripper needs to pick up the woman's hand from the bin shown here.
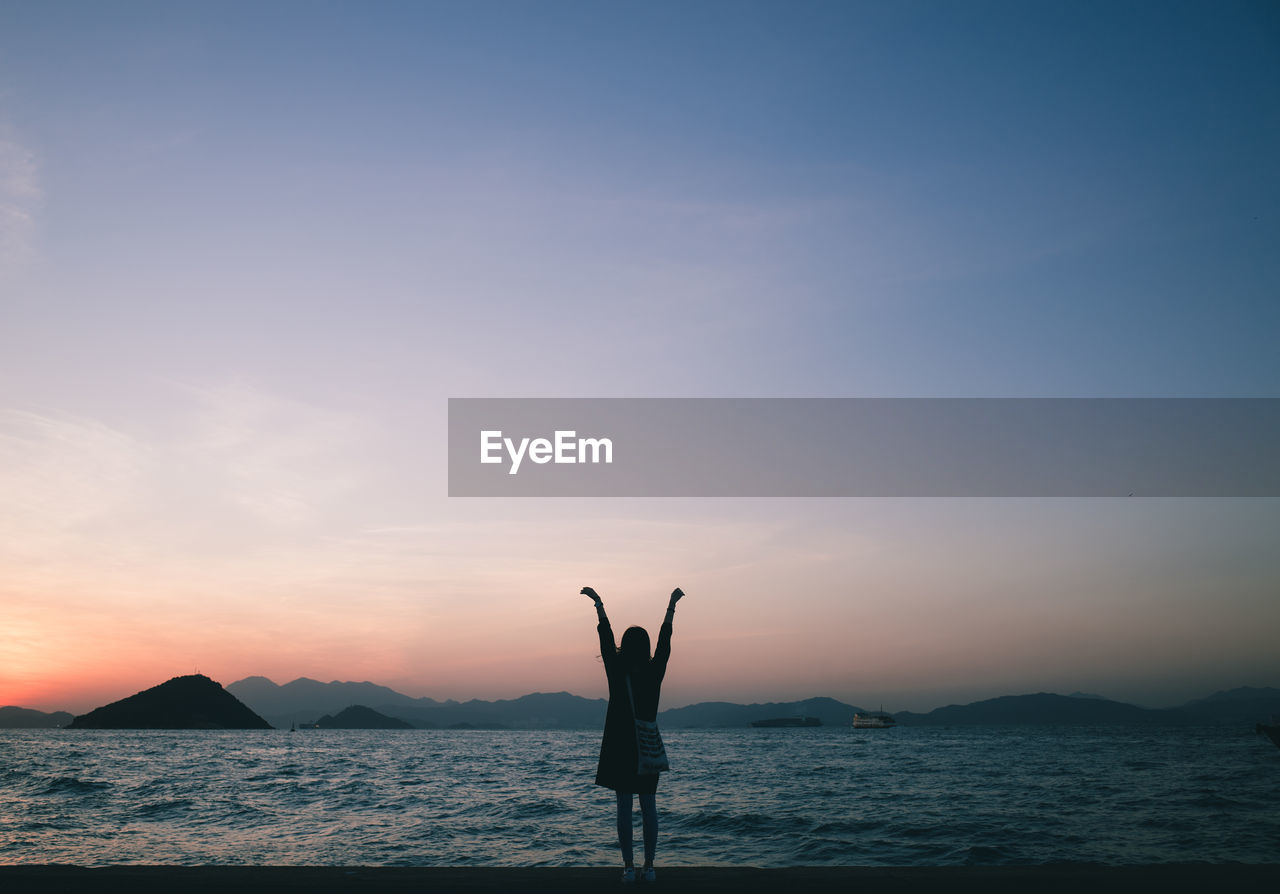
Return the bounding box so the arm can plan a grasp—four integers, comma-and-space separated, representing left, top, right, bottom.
669, 587, 684, 606
581, 586, 602, 604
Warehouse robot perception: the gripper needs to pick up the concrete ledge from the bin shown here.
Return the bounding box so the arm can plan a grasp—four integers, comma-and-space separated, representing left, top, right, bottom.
2, 864, 1278, 893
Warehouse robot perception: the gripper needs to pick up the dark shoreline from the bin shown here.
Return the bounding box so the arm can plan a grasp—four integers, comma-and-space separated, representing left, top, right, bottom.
2, 864, 1277, 892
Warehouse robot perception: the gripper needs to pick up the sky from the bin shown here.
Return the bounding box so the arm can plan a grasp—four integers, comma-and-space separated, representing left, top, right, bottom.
2, 1, 1278, 715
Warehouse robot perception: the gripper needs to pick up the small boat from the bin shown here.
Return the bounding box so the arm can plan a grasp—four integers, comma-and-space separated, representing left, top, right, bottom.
852, 707, 896, 729
751, 716, 822, 728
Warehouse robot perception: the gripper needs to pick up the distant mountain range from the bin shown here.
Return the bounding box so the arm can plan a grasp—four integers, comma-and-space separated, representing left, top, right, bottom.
226, 677, 608, 730
0, 706, 74, 729
658, 697, 866, 729
227, 676, 442, 719
6, 679, 1277, 730
896, 687, 1280, 727
224, 678, 1279, 731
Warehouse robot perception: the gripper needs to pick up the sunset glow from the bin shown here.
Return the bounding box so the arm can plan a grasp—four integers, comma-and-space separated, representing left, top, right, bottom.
2, 2, 1277, 717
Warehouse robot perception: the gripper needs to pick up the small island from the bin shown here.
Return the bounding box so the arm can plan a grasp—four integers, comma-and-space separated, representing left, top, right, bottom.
751, 716, 822, 728
311, 705, 414, 729
67, 674, 272, 730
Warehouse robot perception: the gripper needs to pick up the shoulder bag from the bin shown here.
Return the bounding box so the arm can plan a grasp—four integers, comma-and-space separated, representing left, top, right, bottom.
626, 675, 670, 774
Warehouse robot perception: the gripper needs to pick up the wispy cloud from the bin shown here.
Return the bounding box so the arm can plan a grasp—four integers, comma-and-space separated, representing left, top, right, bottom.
177, 381, 375, 528
0, 409, 144, 544
0, 383, 378, 584
0, 129, 40, 271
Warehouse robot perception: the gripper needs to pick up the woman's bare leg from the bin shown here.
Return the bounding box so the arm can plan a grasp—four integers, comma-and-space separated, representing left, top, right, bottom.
615, 791, 634, 868
638, 792, 658, 869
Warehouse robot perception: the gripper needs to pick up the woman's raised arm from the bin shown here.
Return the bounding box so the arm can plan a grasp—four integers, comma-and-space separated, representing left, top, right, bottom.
582, 586, 615, 659
654, 587, 682, 669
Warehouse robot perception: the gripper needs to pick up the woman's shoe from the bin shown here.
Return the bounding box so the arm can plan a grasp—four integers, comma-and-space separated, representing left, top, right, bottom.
642, 866, 656, 882
621, 866, 636, 883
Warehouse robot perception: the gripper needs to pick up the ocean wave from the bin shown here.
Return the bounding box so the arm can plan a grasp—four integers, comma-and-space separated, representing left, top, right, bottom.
948, 844, 1016, 865
134, 797, 196, 818
41, 775, 112, 795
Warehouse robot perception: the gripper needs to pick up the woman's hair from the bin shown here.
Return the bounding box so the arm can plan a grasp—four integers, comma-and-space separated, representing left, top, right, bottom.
619, 626, 651, 667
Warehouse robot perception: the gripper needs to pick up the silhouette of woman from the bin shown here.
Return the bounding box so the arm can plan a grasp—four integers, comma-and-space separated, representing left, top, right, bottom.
582, 585, 683, 884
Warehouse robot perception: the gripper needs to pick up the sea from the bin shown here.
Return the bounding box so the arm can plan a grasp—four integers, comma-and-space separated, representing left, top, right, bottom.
1, 725, 1276, 867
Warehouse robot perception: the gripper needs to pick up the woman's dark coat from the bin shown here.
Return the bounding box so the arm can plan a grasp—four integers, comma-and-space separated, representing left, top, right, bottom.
594, 618, 672, 794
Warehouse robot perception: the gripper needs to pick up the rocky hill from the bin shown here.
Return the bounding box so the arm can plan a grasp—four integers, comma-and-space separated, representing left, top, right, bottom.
68, 675, 273, 730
